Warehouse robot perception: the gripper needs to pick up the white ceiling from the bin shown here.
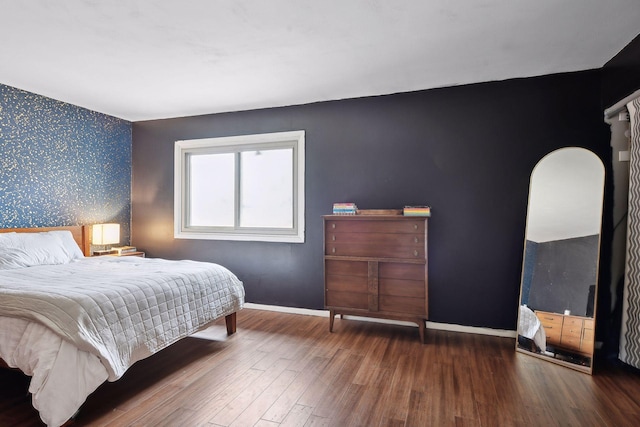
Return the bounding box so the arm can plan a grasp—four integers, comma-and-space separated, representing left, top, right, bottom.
1, 0, 638, 122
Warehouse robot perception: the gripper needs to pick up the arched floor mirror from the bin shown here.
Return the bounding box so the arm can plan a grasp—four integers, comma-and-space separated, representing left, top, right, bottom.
516, 147, 605, 374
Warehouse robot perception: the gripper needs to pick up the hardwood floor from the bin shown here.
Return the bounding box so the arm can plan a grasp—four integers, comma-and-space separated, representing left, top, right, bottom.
2, 308, 640, 426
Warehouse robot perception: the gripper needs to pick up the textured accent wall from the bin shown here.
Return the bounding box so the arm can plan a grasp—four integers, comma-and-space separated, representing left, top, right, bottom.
0, 84, 132, 241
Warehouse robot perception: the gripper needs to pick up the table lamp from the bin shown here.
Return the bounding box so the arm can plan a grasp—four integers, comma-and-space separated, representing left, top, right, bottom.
92, 223, 120, 255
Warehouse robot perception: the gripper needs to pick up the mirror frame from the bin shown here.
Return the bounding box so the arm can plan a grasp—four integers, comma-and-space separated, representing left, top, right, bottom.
515, 147, 605, 374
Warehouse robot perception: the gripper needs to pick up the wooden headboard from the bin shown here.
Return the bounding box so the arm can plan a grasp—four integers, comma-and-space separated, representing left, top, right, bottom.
0, 225, 91, 257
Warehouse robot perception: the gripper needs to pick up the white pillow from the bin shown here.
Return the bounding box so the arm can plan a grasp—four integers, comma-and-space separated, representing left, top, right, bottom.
0, 232, 17, 248
45, 230, 85, 259
0, 247, 33, 269
0, 232, 75, 268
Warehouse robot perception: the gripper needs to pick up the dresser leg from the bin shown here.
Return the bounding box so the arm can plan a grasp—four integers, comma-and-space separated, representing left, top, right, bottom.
329, 310, 335, 332
418, 319, 426, 344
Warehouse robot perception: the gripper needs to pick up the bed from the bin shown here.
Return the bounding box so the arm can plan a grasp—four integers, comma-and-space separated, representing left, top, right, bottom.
0, 225, 245, 427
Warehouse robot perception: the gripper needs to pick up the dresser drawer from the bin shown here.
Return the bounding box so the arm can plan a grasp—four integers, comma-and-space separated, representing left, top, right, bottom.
536, 311, 563, 328
561, 316, 584, 352
326, 232, 424, 246
563, 316, 583, 329
536, 311, 563, 346
326, 243, 425, 259
561, 320, 582, 339
325, 219, 425, 234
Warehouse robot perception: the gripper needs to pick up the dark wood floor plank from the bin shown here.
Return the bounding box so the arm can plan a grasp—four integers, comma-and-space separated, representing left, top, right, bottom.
346, 367, 393, 426
296, 348, 351, 408
279, 404, 313, 427
261, 356, 330, 423
4, 308, 640, 427
208, 357, 292, 426
174, 368, 266, 426
310, 353, 364, 418
372, 353, 417, 425
228, 369, 298, 427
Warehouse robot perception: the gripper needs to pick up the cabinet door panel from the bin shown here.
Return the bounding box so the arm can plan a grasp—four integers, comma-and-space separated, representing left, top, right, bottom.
379, 295, 425, 315
582, 326, 595, 350
326, 275, 368, 293
379, 278, 425, 298
325, 259, 367, 277
379, 263, 425, 280
326, 291, 368, 310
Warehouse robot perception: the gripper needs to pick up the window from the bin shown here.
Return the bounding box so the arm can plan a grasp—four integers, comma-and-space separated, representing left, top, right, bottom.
174, 130, 305, 243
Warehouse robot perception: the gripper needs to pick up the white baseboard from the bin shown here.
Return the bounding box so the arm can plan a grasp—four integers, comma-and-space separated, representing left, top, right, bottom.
243, 303, 516, 338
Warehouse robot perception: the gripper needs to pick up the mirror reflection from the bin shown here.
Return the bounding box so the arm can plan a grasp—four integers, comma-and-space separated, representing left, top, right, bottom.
516, 147, 604, 374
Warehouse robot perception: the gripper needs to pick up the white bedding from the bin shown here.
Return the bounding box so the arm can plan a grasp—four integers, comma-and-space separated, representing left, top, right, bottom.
0, 256, 245, 427
0, 316, 108, 427
518, 304, 547, 351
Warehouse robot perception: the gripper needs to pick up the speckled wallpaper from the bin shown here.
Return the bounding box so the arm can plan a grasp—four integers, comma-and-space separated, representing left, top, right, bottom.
0, 83, 132, 243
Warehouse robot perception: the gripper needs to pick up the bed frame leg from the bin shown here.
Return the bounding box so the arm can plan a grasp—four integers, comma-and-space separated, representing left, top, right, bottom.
225, 312, 237, 335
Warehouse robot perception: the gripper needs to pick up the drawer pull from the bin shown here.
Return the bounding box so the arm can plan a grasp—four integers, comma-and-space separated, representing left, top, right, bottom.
413, 224, 418, 230
332, 223, 336, 229
414, 250, 419, 257
332, 235, 336, 241
414, 237, 419, 243
332, 247, 336, 254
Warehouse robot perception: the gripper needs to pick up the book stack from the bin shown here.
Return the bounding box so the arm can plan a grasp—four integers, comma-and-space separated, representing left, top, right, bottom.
403, 206, 431, 217
112, 246, 137, 255
333, 202, 358, 215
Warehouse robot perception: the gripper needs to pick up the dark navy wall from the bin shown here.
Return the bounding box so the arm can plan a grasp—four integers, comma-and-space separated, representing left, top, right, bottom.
602, 33, 640, 109
0, 84, 132, 242
132, 70, 610, 330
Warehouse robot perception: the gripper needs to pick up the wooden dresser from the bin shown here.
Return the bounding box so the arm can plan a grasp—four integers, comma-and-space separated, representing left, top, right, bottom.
535, 310, 595, 357
323, 215, 428, 342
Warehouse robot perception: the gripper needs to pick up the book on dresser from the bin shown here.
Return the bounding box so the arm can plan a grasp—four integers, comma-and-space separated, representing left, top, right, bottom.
323, 214, 429, 343
332, 202, 358, 215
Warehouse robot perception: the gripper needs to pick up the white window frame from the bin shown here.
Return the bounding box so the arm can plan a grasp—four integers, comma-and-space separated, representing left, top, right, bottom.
174, 130, 305, 243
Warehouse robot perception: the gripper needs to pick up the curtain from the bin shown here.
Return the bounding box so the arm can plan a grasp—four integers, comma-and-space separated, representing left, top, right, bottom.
620, 97, 640, 368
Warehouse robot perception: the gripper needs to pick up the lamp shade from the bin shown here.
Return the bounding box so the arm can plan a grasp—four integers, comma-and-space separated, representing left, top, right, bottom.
92, 223, 120, 245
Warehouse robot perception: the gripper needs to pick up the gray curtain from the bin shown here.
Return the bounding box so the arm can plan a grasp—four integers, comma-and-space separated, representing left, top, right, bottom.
620, 97, 640, 368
